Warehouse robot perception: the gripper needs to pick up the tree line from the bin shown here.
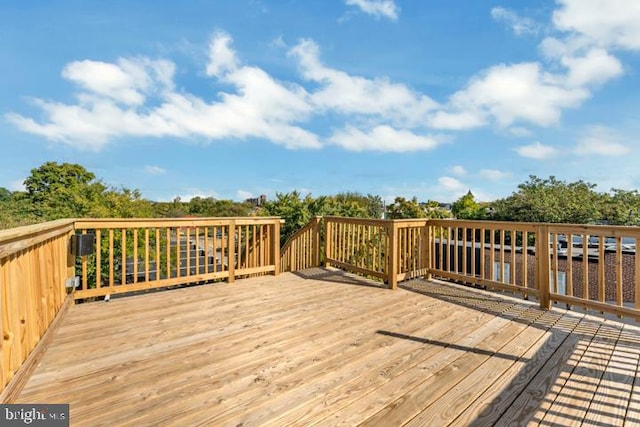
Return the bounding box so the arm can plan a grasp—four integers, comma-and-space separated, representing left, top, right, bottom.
0, 162, 255, 229
3, 163, 640, 245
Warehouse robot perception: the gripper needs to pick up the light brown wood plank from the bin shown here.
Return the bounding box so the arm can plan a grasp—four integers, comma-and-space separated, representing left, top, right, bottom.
458, 310, 584, 427
582, 323, 640, 426
353, 305, 545, 427
11, 268, 637, 427
540, 321, 624, 426
494, 315, 606, 426
270, 290, 523, 426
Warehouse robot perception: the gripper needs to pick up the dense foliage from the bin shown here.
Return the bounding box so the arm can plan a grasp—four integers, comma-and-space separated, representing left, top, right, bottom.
490, 176, 640, 225
261, 191, 384, 244
0, 162, 254, 229
3, 164, 640, 246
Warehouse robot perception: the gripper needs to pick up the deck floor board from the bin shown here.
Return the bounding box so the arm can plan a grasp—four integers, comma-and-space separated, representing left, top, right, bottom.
15, 268, 640, 426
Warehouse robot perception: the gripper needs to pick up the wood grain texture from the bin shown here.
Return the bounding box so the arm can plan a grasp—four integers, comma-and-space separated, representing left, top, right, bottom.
12, 268, 640, 427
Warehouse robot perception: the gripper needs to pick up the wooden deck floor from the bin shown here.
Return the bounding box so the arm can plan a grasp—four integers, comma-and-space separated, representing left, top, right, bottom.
16, 268, 640, 426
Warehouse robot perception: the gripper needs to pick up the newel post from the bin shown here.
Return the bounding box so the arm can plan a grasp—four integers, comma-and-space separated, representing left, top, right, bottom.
388, 220, 399, 290
423, 220, 432, 280
536, 224, 551, 309
227, 219, 236, 283
324, 218, 332, 268
272, 219, 281, 276
312, 216, 322, 267
67, 224, 77, 294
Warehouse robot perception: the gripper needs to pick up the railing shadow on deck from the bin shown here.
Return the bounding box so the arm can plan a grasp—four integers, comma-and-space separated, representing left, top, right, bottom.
394, 277, 640, 426
292, 267, 387, 289
289, 266, 639, 425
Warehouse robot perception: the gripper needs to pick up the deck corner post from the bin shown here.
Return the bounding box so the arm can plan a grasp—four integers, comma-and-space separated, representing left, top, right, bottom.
324, 218, 332, 268
313, 216, 322, 267
388, 220, 399, 290
228, 219, 236, 283
536, 224, 551, 309
272, 219, 281, 276
424, 221, 432, 281
66, 225, 76, 294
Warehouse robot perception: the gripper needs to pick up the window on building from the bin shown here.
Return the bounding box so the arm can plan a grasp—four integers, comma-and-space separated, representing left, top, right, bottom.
493, 262, 510, 283
550, 270, 567, 295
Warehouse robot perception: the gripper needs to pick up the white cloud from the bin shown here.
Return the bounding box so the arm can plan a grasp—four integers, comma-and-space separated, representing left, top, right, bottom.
289, 39, 437, 126
507, 127, 533, 137
62, 58, 175, 106
345, 0, 399, 21
6, 33, 321, 151
574, 125, 630, 156
176, 189, 221, 202
491, 7, 539, 36
553, 0, 640, 50
514, 141, 558, 160
438, 176, 466, 192
270, 35, 287, 49
451, 165, 467, 176
479, 169, 511, 181
206, 32, 239, 77
144, 165, 166, 175
7, 5, 637, 157
329, 125, 442, 152
236, 189, 253, 200
8, 179, 26, 192
427, 110, 486, 130
448, 62, 589, 127
561, 48, 623, 87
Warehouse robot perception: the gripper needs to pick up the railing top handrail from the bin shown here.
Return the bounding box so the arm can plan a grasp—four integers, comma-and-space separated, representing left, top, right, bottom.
428, 218, 640, 236
0, 218, 75, 243
0, 219, 75, 259
324, 216, 389, 226
74, 217, 283, 229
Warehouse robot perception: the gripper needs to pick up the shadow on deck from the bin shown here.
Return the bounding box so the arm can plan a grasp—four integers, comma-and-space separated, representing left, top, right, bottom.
15, 268, 640, 426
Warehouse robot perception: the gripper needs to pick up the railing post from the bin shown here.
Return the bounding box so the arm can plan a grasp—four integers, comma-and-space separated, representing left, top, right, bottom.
423, 221, 432, 280
227, 219, 236, 283
312, 216, 321, 267
324, 219, 332, 268
536, 224, 551, 309
272, 219, 281, 276
388, 221, 399, 290
66, 227, 76, 294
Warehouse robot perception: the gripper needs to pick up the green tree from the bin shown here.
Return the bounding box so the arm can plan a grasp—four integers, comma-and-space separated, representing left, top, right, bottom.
600, 189, 640, 225
0, 191, 40, 228
23, 162, 108, 219
261, 191, 318, 244
327, 192, 384, 219
452, 191, 489, 219
386, 197, 426, 219
0, 187, 10, 202
422, 200, 453, 219
492, 176, 602, 223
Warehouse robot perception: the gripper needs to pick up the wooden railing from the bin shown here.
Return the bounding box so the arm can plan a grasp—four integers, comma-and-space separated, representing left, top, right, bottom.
73, 217, 281, 300
325, 217, 391, 282
2, 214, 640, 394
287, 217, 640, 319
0, 220, 74, 390
280, 216, 321, 273
427, 220, 540, 300
0, 216, 281, 395
545, 224, 640, 318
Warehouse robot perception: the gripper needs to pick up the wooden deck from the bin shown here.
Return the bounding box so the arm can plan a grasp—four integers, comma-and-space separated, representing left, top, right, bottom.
16, 268, 640, 426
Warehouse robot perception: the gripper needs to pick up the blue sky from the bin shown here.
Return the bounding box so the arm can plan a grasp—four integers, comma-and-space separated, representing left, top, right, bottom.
1, 0, 639, 203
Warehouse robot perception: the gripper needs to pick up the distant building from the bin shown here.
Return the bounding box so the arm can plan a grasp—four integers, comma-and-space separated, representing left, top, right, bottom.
245, 194, 267, 207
